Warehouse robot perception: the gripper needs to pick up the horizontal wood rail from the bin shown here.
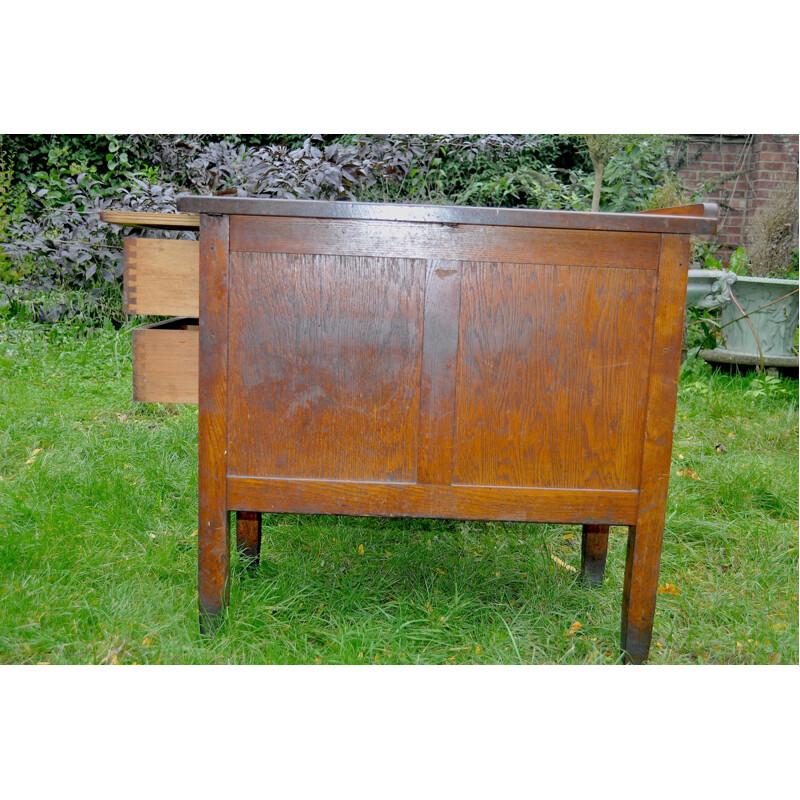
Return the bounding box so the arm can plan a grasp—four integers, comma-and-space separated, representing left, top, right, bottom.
229, 216, 661, 269
227, 477, 640, 526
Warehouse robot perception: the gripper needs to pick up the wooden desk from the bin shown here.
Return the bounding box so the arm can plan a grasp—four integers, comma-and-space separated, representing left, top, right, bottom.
108, 198, 718, 663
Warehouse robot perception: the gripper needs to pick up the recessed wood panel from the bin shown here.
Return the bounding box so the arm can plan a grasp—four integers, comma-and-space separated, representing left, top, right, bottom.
132, 317, 198, 404
452, 262, 657, 491
229, 216, 660, 270
226, 252, 425, 483
123, 237, 199, 316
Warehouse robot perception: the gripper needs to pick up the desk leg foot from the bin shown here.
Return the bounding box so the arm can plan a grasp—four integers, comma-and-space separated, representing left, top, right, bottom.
199, 606, 225, 636
620, 523, 663, 664
580, 524, 609, 585
198, 509, 231, 636
236, 511, 262, 568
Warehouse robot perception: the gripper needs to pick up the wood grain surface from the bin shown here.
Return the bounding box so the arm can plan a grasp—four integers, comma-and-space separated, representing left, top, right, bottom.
452, 262, 657, 490
123, 238, 199, 317
417, 261, 462, 485
197, 215, 231, 631
174, 201, 702, 660
638, 202, 717, 219
131, 318, 198, 404
226, 252, 425, 482
178, 196, 718, 235
230, 216, 660, 270
100, 210, 200, 229
622, 234, 692, 663
227, 477, 639, 525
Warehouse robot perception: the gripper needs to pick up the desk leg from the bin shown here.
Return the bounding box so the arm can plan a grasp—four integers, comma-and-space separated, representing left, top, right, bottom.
198, 213, 231, 635
198, 503, 230, 635
620, 234, 688, 663
580, 524, 609, 585
236, 511, 262, 567
620, 523, 663, 664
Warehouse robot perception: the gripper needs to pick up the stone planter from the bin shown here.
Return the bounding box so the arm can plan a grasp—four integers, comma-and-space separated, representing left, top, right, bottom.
686, 269, 737, 309
699, 275, 799, 370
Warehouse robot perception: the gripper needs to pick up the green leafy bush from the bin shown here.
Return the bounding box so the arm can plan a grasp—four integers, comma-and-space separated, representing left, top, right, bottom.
595, 135, 679, 212
0, 146, 12, 280
0, 133, 684, 324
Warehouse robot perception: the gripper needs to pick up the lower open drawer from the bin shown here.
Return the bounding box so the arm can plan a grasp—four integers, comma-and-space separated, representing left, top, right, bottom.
132, 317, 199, 404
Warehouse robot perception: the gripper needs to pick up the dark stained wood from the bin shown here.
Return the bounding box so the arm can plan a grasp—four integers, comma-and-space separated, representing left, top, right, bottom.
197, 214, 231, 633
123, 237, 199, 317
235, 511, 262, 567
638, 202, 717, 219
452, 261, 657, 490
417, 261, 462, 485
226, 252, 425, 483
110, 199, 717, 659
178, 196, 718, 235
229, 215, 661, 270
131, 317, 198, 404
621, 234, 692, 663
581, 525, 610, 585
226, 477, 640, 526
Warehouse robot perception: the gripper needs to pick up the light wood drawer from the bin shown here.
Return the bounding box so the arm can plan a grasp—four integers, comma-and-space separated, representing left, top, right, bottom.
132, 317, 199, 404
124, 238, 199, 317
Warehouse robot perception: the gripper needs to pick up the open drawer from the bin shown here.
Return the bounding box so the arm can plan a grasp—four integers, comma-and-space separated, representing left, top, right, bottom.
123, 237, 199, 317
97, 211, 202, 405
132, 317, 199, 404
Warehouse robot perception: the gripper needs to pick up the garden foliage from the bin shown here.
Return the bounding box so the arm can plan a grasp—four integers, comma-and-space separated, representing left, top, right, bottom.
746, 182, 799, 279
0, 134, 678, 323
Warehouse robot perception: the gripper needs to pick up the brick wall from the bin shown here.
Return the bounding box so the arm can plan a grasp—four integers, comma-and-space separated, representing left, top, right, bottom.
672, 134, 798, 263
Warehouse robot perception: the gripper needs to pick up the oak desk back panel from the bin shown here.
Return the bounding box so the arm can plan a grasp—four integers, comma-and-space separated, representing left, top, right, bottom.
170, 198, 718, 662
225, 217, 652, 521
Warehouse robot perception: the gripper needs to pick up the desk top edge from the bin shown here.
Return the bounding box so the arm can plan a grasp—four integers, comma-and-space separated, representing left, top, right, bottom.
175, 196, 718, 235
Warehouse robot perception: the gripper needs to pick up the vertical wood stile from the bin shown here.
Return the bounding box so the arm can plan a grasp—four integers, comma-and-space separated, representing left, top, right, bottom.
197, 214, 231, 632
417, 261, 462, 485
622, 234, 691, 663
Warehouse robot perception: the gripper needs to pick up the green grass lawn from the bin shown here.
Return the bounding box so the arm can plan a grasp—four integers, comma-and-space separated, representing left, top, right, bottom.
0, 318, 797, 665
